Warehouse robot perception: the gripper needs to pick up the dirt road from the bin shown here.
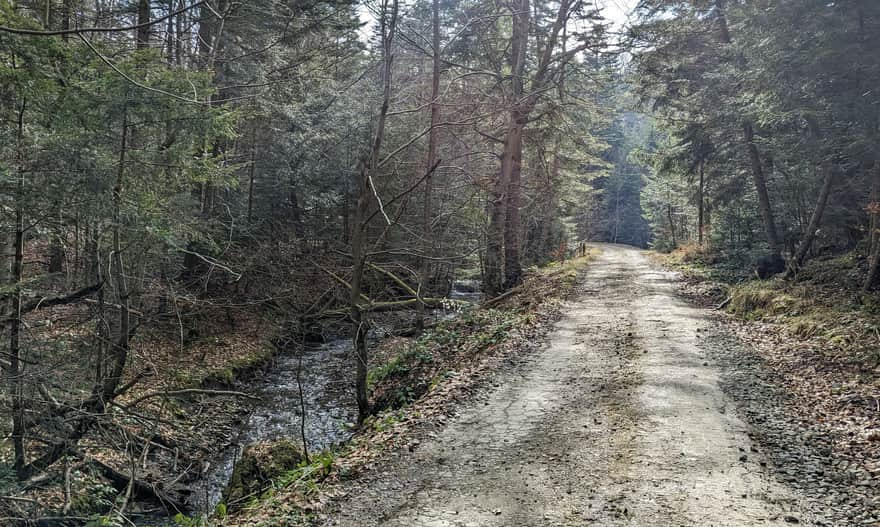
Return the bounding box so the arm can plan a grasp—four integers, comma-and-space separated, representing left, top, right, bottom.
322, 245, 819, 526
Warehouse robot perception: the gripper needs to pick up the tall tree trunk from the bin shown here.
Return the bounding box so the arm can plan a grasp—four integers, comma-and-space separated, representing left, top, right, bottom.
247, 125, 257, 223
486, 0, 529, 295
48, 214, 65, 274
10, 100, 27, 479
350, 170, 370, 421
62, 0, 71, 41
715, 0, 781, 254
112, 105, 131, 380
667, 203, 677, 248
787, 162, 835, 276
864, 164, 880, 291
175, 0, 184, 65
136, 0, 150, 48
542, 150, 561, 260
48, 1, 71, 274
742, 123, 781, 251
501, 0, 529, 289
350, 0, 397, 423
165, 0, 175, 63
416, 0, 441, 331
698, 158, 705, 246
503, 113, 525, 288
484, 185, 506, 296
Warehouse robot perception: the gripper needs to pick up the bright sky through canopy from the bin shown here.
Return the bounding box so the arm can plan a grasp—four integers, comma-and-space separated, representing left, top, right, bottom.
358, 0, 638, 43
599, 0, 638, 32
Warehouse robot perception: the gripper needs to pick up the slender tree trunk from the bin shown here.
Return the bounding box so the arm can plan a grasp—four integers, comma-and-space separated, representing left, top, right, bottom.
484, 184, 506, 296
49, 1, 73, 274
342, 191, 350, 246
288, 178, 304, 236
107, 103, 131, 397
49, 207, 64, 274
175, 0, 184, 66
416, 0, 441, 331
788, 162, 835, 275
698, 158, 705, 246
715, 0, 781, 254
870, 164, 879, 253
742, 123, 781, 251
165, 0, 175, 63
247, 126, 256, 223
864, 164, 880, 291
351, 0, 397, 423
10, 100, 27, 479
350, 172, 370, 421
667, 203, 677, 248
542, 150, 561, 260
62, 0, 71, 41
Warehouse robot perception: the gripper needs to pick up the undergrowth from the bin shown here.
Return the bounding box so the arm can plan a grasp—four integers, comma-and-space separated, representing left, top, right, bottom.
658, 245, 880, 367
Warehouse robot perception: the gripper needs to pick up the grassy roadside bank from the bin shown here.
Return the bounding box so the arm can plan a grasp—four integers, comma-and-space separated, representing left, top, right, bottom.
656, 245, 880, 367
218, 252, 598, 527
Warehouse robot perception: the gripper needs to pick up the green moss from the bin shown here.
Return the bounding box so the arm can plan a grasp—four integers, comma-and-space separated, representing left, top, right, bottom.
198, 347, 275, 388
367, 345, 434, 388
224, 439, 305, 507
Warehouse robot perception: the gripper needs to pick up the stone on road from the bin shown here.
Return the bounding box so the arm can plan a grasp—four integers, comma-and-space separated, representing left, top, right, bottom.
323, 245, 814, 526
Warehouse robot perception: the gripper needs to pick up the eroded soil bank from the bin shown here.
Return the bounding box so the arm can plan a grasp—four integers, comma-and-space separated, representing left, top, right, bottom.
313, 245, 877, 526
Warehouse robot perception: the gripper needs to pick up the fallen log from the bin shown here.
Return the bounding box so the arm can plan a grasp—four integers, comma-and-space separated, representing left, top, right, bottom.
81, 454, 186, 514
124, 388, 260, 409
482, 285, 523, 307
304, 297, 457, 320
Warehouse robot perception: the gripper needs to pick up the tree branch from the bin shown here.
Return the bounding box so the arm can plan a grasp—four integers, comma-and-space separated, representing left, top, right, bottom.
0, 2, 206, 37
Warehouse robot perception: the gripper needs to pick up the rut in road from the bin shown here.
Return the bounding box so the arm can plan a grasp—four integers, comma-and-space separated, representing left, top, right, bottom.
323, 245, 815, 526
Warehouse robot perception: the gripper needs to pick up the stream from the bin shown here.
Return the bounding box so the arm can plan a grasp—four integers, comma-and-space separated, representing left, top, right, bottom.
187, 337, 358, 516
139, 280, 480, 524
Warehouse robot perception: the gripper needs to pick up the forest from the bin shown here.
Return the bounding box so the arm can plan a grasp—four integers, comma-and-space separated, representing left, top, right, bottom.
0, 0, 878, 526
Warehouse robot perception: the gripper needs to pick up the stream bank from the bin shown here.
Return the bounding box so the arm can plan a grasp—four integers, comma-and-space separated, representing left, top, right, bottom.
221, 254, 596, 526
129, 279, 486, 525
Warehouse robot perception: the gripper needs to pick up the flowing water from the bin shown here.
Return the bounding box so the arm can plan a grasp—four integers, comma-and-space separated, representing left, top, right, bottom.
188, 337, 358, 516
142, 280, 481, 524
449, 279, 482, 304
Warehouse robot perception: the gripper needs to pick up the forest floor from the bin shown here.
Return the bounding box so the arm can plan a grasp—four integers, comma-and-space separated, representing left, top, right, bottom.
302, 244, 878, 527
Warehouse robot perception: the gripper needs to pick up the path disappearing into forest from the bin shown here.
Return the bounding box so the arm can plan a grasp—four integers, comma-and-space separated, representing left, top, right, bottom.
323, 245, 815, 526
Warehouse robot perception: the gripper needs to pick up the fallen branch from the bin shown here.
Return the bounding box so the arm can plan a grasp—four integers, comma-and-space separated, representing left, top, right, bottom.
482, 285, 522, 307
83, 297, 145, 316
3, 282, 104, 321
83, 455, 185, 513
309, 258, 372, 303
124, 388, 259, 409
715, 296, 732, 310
306, 297, 455, 319
366, 262, 420, 298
